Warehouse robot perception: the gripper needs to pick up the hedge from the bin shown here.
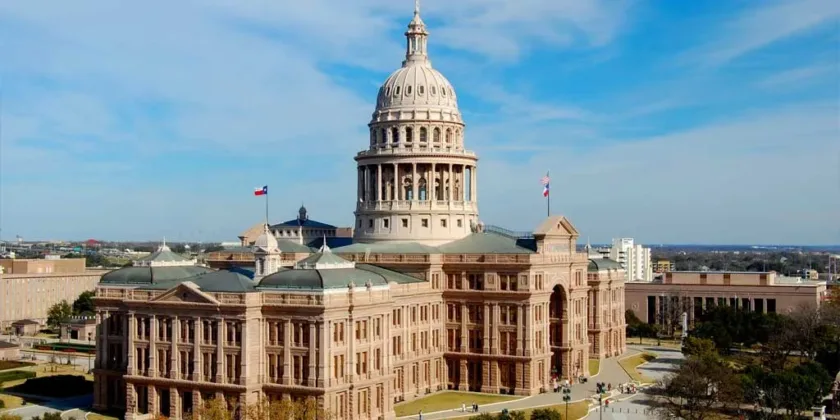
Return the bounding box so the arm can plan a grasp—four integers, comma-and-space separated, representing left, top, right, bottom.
0, 370, 36, 383
0, 361, 35, 371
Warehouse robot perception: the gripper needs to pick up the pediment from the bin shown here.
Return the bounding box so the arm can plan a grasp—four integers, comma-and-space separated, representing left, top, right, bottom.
534, 216, 579, 237
152, 281, 219, 305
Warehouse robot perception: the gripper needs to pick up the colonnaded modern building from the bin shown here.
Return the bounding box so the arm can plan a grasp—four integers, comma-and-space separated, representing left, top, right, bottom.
93, 5, 627, 419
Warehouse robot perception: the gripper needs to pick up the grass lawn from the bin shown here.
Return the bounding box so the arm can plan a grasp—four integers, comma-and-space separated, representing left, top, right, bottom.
450, 401, 590, 420
0, 361, 35, 372
394, 391, 520, 417
86, 413, 121, 420
588, 359, 600, 376
5, 375, 93, 398
0, 393, 24, 411
0, 364, 92, 388
618, 353, 656, 384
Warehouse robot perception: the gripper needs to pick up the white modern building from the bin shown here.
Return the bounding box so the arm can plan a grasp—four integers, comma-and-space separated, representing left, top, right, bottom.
609, 238, 652, 282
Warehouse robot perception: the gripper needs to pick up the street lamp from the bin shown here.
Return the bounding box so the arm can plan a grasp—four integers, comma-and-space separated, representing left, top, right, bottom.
598, 394, 603, 420
562, 386, 571, 420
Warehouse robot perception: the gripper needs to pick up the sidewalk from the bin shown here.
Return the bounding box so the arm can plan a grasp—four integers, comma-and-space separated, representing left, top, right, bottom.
400, 349, 639, 420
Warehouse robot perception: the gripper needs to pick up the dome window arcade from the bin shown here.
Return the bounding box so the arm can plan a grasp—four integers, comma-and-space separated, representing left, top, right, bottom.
391, 127, 399, 143
419, 127, 427, 142
446, 128, 452, 143
433, 127, 441, 142
406, 127, 413, 143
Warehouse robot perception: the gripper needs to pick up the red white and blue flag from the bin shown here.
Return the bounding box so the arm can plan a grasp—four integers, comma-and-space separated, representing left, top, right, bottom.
254, 186, 268, 196
541, 174, 550, 197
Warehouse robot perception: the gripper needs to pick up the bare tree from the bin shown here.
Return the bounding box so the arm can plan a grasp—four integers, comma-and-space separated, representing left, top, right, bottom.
660, 291, 691, 337
655, 354, 742, 420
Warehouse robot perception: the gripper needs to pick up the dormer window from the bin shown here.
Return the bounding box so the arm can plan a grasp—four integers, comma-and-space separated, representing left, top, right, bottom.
395, 86, 401, 95
419, 86, 425, 95
406, 85, 412, 95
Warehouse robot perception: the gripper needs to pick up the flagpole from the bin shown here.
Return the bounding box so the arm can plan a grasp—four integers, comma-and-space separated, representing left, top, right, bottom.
265, 191, 269, 225
547, 171, 550, 217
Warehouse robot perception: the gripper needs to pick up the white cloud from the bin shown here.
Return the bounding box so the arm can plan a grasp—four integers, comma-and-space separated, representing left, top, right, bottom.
683, 0, 840, 67
755, 63, 839, 89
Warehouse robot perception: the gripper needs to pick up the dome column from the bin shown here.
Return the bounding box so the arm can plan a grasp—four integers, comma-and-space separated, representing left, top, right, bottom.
448, 163, 454, 203
412, 163, 418, 202
377, 164, 383, 202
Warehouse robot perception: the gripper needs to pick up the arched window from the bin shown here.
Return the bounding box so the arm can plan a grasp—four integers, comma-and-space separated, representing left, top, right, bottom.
419, 178, 428, 200
381, 129, 387, 144
446, 129, 452, 143
431, 86, 437, 95
419, 85, 425, 95
419, 127, 427, 142
441, 87, 447, 96
370, 129, 375, 146
403, 178, 413, 200
433, 128, 441, 142
406, 127, 413, 143
391, 127, 399, 143
406, 85, 412, 95
395, 86, 401, 95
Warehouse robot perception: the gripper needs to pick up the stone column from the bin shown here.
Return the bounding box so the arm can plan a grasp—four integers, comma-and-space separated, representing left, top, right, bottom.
282, 320, 292, 385
239, 321, 247, 386
392, 163, 399, 200
412, 163, 418, 201
524, 305, 532, 356
377, 164, 383, 202
308, 323, 316, 386
472, 166, 478, 202
447, 163, 453, 202
357, 167, 363, 202
482, 304, 490, 354
216, 319, 224, 383
516, 306, 523, 356
318, 322, 328, 387
460, 304, 468, 352
364, 165, 371, 202
193, 318, 201, 381
149, 316, 157, 377
127, 313, 135, 375
171, 316, 179, 379
98, 311, 108, 370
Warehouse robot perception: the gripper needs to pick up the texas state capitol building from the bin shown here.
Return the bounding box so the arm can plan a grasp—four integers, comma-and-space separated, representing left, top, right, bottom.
92, 5, 627, 420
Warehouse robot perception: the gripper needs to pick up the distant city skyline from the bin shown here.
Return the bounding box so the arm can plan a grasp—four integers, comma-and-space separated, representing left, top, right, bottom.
1, 0, 838, 245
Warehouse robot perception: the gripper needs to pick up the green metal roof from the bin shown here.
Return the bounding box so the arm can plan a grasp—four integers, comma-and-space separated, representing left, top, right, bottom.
135, 248, 190, 263
145, 270, 257, 293
100, 266, 214, 285
258, 262, 424, 290
588, 258, 623, 271
295, 250, 350, 267
276, 239, 315, 253
333, 241, 439, 254
438, 233, 536, 254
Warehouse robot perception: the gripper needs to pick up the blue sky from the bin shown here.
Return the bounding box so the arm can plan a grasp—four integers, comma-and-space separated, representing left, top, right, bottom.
1, 0, 838, 245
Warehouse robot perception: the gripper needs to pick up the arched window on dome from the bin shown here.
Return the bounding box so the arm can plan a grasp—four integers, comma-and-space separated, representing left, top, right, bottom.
403, 177, 413, 200
419, 85, 425, 95
391, 127, 399, 144
431, 86, 437, 96
405, 127, 413, 143
446, 129, 452, 144
419, 127, 427, 142
385, 87, 390, 97
433, 127, 441, 143
441, 87, 447, 96
406, 85, 412, 95
419, 177, 427, 201
395, 86, 401, 96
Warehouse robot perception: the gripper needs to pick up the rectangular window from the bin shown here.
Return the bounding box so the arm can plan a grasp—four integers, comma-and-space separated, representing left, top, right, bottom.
457, 219, 462, 227
368, 219, 373, 228
441, 219, 447, 227
421, 218, 429, 227
402, 218, 409, 228
383, 219, 389, 228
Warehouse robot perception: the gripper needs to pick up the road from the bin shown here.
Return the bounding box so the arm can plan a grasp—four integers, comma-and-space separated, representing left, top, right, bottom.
3, 394, 92, 420
21, 350, 94, 371
586, 346, 685, 420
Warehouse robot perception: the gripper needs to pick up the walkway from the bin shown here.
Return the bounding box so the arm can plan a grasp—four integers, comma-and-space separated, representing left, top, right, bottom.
400, 349, 641, 420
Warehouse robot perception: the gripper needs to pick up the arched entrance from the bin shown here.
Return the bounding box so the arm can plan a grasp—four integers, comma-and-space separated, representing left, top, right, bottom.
549, 284, 568, 379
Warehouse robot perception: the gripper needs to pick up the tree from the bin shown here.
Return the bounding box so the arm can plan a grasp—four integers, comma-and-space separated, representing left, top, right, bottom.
660, 291, 692, 337
681, 337, 716, 357
529, 408, 562, 420
72, 291, 95, 315
655, 353, 742, 420
185, 396, 332, 420
742, 361, 832, 419
46, 300, 73, 330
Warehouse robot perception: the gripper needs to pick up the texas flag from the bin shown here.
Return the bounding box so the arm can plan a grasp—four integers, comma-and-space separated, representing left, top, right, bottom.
254, 186, 268, 196
541, 174, 550, 197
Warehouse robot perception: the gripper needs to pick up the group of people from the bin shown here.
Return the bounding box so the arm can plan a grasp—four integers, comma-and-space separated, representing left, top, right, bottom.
460, 402, 481, 412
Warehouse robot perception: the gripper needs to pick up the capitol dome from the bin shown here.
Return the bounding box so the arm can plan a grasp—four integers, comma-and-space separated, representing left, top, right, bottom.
370, 4, 462, 124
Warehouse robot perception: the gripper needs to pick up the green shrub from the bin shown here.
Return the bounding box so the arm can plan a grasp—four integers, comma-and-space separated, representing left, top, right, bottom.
469, 414, 496, 420
530, 408, 562, 420
5, 375, 92, 398
0, 361, 35, 371
0, 399, 5, 409
0, 370, 36, 383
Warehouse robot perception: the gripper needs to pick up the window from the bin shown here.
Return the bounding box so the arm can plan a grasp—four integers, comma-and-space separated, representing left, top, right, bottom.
391, 127, 399, 143
418, 85, 425, 95
383, 218, 389, 228
406, 85, 412, 95
402, 218, 409, 228
406, 127, 413, 142
441, 87, 447, 96
419, 127, 427, 142
421, 218, 428, 227
395, 86, 401, 95
440, 219, 447, 228
433, 127, 441, 142
457, 219, 462, 227
431, 86, 436, 95
357, 219, 362, 228
368, 219, 373, 228
446, 129, 452, 143
385, 87, 390, 96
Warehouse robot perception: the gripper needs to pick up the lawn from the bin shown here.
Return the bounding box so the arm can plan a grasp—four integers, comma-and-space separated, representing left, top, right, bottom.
0, 393, 24, 411
86, 413, 121, 420
618, 353, 656, 384
0, 364, 92, 389
449, 401, 590, 420
5, 375, 93, 398
394, 391, 520, 417
588, 359, 600, 376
